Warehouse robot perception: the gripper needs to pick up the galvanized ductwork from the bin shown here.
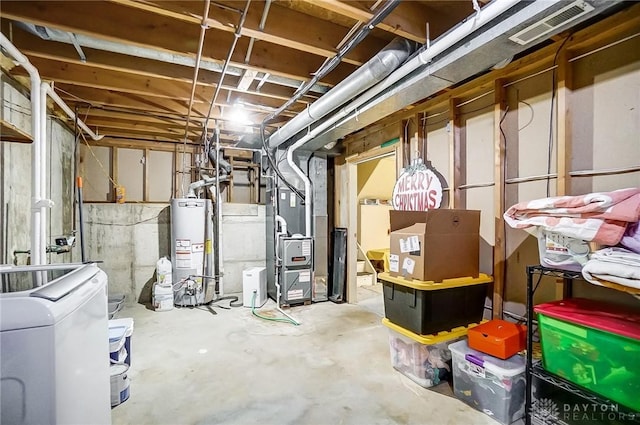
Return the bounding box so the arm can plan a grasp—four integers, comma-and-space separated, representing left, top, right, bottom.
267, 37, 416, 150
291, 0, 626, 151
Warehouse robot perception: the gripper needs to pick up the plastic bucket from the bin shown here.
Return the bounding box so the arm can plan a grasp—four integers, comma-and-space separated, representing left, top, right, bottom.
110, 364, 130, 407
153, 284, 174, 312
109, 325, 128, 364
109, 318, 133, 366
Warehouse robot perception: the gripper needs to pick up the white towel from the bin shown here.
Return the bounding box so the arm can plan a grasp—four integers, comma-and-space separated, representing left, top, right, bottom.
582, 247, 640, 290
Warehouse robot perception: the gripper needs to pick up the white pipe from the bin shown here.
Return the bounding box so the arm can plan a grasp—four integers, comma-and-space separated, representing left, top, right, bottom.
0, 33, 43, 270
275, 215, 287, 236
283, 0, 522, 238
44, 85, 104, 141
39, 82, 48, 269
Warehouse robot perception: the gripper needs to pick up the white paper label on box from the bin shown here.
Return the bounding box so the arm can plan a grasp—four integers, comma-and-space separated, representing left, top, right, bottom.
298, 270, 311, 282
402, 257, 415, 274
281, 193, 287, 200
288, 289, 304, 300
192, 243, 204, 253
301, 240, 311, 256
399, 238, 411, 253
408, 235, 420, 252
389, 254, 400, 272
290, 192, 296, 208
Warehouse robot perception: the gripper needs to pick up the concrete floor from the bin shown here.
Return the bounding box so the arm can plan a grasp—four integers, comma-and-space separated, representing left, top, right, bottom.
111, 283, 499, 425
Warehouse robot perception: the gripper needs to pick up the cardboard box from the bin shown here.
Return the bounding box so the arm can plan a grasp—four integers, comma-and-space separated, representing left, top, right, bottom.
388, 209, 480, 282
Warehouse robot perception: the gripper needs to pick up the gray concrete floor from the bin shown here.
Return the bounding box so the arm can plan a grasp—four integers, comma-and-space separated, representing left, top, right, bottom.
111, 284, 499, 425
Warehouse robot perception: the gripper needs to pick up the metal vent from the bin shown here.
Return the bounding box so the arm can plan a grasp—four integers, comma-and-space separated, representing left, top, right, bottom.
508, 1, 595, 45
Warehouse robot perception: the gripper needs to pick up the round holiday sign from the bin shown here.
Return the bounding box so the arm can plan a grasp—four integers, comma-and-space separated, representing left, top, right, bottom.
392, 168, 443, 211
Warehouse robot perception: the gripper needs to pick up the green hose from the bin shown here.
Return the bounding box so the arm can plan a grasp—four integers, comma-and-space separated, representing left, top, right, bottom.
251, 291, 299, 325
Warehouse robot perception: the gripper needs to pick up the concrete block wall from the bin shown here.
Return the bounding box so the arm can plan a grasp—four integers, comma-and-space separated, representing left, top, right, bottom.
82, 202, 266, 303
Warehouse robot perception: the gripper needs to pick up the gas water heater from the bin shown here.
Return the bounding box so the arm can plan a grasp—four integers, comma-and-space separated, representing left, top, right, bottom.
170, 198, 214, 306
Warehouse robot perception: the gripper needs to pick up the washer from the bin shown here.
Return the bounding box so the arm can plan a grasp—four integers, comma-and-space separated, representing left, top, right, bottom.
1, 263, 111, 425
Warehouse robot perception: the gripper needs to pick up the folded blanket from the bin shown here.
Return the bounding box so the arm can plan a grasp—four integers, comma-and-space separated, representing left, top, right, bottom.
582, 247, 640, 290
504, 188, 640, 245
588, 276, 640, 296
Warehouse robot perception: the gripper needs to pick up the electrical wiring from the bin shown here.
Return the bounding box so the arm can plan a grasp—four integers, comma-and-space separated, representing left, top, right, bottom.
518, 99, 535, 131
251, 291, 299, 325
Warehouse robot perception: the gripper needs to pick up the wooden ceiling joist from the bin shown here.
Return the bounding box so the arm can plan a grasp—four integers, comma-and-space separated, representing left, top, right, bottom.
1, 0, 357, 85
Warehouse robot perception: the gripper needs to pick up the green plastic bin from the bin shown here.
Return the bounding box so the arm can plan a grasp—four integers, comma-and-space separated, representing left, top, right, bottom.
535, 298, 640, 411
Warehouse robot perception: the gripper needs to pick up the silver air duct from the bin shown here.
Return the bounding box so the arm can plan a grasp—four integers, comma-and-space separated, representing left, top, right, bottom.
268, 37, 416, 150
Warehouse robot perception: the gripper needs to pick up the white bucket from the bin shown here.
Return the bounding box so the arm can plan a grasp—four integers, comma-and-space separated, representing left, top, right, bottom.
109, 318, 133, 366
109, 325, 128, 364
156, 257, 173, 286
153, 284, 174, 312
110, 364, 130, 407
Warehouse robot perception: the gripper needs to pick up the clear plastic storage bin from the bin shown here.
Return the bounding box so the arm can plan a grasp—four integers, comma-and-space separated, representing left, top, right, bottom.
449, 339, 526, 425
382, 318, 481, 388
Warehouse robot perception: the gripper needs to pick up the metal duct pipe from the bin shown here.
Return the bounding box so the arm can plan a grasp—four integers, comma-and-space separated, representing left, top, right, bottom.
263, 0, 401, 126
17, 22, 328, 96
289, 0, 524, 149
268, 36, 415, 149
207, 149, 232, 175
284, 0, 522, 238
305, 0, 582, 150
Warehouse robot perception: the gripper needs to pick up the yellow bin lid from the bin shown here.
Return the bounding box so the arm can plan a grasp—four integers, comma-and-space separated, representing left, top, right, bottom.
382, 317, 486, 345
378, 272, 493, 291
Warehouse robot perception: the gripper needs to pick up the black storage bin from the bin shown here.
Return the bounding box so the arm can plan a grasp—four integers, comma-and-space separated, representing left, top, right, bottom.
380, 273, 491, 335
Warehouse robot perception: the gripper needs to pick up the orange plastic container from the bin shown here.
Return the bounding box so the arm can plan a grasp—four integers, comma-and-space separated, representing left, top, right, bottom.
467, 319, 526, 359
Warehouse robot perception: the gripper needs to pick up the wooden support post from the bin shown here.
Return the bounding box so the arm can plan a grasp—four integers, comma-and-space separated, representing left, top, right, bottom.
556, 49, 573, 197
556, 48, 574, 299
448, 98, 461, 208
493, 79, 507, 319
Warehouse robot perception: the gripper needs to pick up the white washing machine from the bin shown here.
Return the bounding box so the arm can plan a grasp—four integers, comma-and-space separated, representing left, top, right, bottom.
1, 263, 111, 425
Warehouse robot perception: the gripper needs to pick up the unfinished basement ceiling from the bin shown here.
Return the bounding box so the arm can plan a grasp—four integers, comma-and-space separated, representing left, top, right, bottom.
0, 1, 629, 150
0, 0, 480, 147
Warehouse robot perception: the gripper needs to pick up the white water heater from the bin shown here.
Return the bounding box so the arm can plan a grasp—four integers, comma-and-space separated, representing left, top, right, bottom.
170, 198, 214, 306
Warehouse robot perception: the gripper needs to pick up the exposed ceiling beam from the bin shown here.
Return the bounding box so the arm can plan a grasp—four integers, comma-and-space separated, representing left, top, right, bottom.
109, 0, 385, 66
1, 1, 357, 85
10, 32, 316, 105
13, 56, 299, 115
